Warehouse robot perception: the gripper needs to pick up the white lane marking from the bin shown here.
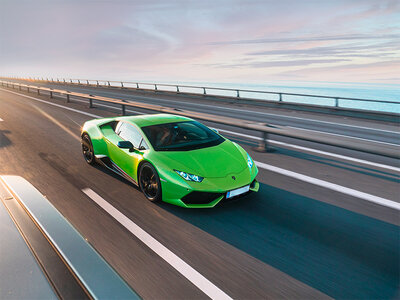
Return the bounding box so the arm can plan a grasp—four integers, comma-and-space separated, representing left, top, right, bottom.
81, 188, 232, 300
0, 88, 101, 118
217, 128, 400, 172
287, 126, 399, 146
31, 105, 80, 141
3, 87, 398, 172
255, 161, 400, 210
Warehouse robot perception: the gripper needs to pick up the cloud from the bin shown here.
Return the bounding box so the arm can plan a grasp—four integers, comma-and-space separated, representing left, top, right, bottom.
207, 34, 400, 46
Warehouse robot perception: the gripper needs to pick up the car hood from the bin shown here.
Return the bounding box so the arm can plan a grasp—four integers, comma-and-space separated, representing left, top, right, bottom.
155, 140, 247, 178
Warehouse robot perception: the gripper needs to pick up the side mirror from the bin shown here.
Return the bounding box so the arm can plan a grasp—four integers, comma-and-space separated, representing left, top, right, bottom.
211, 128, 219, 134
117, 140, 134, 151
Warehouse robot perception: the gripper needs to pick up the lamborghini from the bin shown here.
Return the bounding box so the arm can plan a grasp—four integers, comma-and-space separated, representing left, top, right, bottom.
81, 114, 259, 208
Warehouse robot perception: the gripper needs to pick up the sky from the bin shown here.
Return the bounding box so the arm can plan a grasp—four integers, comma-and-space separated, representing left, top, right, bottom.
0, 0, 399, 85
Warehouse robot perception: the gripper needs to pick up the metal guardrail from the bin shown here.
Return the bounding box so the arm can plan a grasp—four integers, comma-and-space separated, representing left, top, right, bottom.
1, 80, 399, 158
4, 76, 400, 112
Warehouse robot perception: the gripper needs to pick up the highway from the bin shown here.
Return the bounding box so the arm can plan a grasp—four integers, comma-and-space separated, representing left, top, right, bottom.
0, 84, 399, 299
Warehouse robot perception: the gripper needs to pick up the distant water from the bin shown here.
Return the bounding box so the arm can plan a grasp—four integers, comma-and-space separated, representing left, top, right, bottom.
123, 80, 400, 114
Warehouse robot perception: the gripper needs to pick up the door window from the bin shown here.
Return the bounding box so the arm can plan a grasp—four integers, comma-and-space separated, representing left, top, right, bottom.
117, 122, 143, 148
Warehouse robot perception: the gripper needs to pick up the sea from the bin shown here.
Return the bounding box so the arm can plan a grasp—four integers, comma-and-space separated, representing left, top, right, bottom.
120, 80, 400, 114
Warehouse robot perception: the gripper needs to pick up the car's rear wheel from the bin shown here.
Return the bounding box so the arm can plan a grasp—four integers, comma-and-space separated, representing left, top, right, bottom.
139, 162, 161, 202
81, 133, 96, 165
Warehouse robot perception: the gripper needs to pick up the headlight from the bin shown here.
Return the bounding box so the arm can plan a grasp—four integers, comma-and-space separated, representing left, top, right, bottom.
247, 153, 253, 169
175, 170, 204, 182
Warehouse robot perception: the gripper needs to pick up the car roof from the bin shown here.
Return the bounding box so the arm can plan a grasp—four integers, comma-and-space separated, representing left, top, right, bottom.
117, 114, 194, 127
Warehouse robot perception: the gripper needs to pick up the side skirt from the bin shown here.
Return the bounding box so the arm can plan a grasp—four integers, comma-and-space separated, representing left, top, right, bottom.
95, 155, 138, 186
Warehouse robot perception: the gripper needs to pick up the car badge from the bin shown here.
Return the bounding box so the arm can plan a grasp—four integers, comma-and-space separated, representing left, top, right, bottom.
232, 176, 236, 180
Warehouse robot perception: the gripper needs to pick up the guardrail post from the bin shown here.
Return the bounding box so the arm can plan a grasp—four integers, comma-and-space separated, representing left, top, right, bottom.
203, 87, 206, 95
66, 93, 70, 103
87, 80, 89, 85
63, 79, 66, 84
154, 84, 158, 91
108, 81, 111, 87
136, 83, 139, 89
27, 86, 30, 93
254, 132, 274, 152
335, 98, 339, 107
78, 80, 80, 84
50, 90, 53, 98
37, 88, 40, 95
279, 93, 282, 102
96, 81, 99, 87
89, 96, 93, 108
121, 82, 124, 88
236, 90, 240, 98
121, 104, 126, 115
176, 86, 180, 93
70, 79, 73, 84
18, 85, 21, 91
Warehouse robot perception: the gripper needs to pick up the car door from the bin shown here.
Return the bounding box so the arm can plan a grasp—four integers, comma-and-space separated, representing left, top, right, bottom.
108, 121, 144, 183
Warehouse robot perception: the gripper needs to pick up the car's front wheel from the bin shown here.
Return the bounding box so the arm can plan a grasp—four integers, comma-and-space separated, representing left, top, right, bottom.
139, 162, 161, 202
81, 133, 96, 165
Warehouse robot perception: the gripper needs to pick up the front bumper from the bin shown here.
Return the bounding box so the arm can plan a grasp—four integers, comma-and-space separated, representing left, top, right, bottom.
162, 179, 259, 208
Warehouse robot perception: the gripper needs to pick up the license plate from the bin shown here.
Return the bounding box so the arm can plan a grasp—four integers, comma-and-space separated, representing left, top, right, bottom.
226, 185, 250, 199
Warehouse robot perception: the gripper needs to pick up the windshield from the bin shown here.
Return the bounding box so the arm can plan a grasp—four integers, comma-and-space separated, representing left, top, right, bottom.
141, 121, 224, 151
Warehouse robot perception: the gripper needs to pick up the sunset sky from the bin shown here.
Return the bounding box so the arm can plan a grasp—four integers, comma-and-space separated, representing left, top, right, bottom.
1, 0, 399, 84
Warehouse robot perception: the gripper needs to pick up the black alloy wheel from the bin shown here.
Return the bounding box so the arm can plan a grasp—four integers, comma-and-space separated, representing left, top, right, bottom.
139, 162, 161, 202
81, 134, 95, 165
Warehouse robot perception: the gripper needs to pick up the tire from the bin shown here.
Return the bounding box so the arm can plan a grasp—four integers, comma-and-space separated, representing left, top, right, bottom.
139, 162, 162, 202
81, 133, 96, 165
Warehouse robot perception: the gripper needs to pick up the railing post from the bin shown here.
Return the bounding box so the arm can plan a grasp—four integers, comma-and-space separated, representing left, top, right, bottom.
236, 90, 240, 98
70, 79, 73, 84
203, 87, 206, 95
89, 95, 93, 108
335, 98, 339, 107
66, 93, 70, 103
27, 86, 30, 92
279, 93, 282, 102
78, 80, 80, 84
108, 81, 111, 87
121, 82, 124, 88
18, 85, 21, 91
254, 132, 274, 153
37, 88, 40, 95
155, 84, 158, 91
87, 80, 89, 85
50, 90, 53, 98
121, 104, 126, 116
136, 83, 139, 89
96, 81, 99, 87
176, 86, 180, 93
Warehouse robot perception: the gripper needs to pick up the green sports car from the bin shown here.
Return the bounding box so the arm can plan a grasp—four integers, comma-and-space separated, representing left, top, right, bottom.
81, 114, 259, 208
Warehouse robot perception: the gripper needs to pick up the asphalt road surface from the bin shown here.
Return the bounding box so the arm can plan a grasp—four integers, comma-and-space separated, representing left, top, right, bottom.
0, 86, 399, 299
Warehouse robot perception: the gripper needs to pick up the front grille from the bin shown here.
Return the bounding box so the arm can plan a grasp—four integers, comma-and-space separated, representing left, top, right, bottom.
181, 191, 224, 205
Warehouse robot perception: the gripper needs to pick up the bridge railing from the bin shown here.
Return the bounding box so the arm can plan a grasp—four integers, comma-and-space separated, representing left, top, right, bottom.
1, 80, 399, 159
5, 76, 400, 113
